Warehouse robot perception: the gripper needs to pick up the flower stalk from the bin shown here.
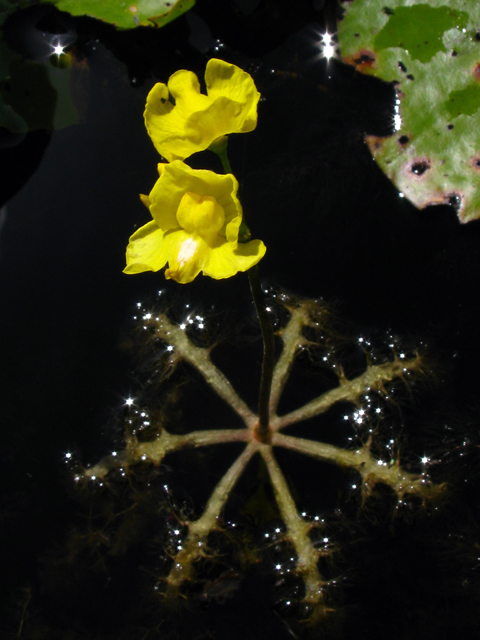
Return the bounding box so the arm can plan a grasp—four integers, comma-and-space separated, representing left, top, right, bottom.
248, 265, 275, 441
211, 137, 276, 441
209, 135, 233, 174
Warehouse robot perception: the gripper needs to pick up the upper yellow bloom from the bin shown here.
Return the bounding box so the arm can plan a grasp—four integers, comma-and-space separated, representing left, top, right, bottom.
124, 161, 266, 283
144, 58, 261, 162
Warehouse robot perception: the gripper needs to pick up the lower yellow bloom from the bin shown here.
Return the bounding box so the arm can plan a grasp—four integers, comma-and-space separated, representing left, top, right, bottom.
124, 161, 266, 284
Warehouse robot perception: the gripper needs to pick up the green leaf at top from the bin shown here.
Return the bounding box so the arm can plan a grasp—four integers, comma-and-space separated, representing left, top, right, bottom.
374, 5, 468, 63
52, 0, 195, 29
338, 0, 480, 223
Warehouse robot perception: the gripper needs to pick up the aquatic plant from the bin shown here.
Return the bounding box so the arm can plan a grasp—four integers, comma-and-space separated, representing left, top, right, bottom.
76, 58, 444, 625
0, 0, 195, 144
82, 295, 441, 620
51, 0, 195, 29
338, 0, 480, 223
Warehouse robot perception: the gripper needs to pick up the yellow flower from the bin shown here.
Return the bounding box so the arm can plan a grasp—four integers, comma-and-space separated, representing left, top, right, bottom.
124, 161, 266, 284
144, 58, 260, 162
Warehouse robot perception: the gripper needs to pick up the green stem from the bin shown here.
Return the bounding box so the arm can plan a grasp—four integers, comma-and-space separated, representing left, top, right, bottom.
217, 145, 233, 174
210, 136, 275, 439
209, 136, 233, 174
248, 265, 275, 441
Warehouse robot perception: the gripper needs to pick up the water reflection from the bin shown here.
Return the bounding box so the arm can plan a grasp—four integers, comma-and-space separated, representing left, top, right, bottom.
2, 2, 480, 639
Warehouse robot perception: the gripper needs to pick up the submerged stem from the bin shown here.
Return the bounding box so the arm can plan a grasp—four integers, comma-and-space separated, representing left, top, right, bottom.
248, 266, 275, 440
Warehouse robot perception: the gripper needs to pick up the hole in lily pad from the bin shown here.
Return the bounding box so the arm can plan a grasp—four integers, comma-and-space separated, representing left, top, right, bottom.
398, 61, 407, 73
410, 161, 430, 176
398, 135, 409, 145
446, 193, 462, 209
447, 124, 454, 130
352, 51, 376, 67
471, 157, 480, 168
475, 32, 480, 42
406, 74, 414, 80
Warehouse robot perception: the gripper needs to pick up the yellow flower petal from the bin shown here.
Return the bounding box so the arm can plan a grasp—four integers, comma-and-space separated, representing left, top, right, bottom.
167, 69, 211, 116
176, 192, 225, 236
185, 97, 249, 150
144, 59, 261, 162
205, 59, 259, 133
139, 193, 150, 208
144, 80, 198, 162
203, 238, 266, 279
149, 161, 241, 239
124, 221, 171, 274
144, 82, 172, 118
125, 161, 265, 284
164, 230, 207, 284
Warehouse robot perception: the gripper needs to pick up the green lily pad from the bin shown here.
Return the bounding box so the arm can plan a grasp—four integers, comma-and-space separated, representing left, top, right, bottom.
338, 0, 480, 223
0, 0, 194, 140
51, 0, 195, 29
1, 57, 80, 134
0, 1, 82, 142
1, 58, 57, 131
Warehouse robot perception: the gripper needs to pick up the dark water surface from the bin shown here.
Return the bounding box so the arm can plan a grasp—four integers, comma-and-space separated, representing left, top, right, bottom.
2, 1, 480, 639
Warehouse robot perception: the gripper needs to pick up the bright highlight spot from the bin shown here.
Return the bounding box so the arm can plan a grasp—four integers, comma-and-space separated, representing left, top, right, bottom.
321, 31, 336, 61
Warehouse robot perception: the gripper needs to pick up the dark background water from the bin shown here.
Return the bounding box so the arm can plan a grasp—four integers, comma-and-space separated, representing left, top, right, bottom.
2, 1, 480, 638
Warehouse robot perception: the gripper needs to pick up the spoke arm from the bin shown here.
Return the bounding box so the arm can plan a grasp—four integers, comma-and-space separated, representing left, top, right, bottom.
260, 444, 328, 609
165, 442, 257, 594
272, 433, 444, 500
153, 314, 256, 426
270, 303, 312, 415
83, 429, 249, 479
276, 355, 422, 430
